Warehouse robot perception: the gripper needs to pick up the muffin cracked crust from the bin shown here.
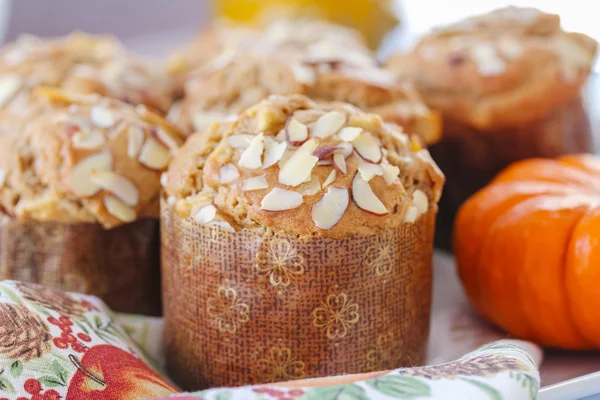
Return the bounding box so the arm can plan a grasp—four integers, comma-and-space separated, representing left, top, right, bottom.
164, 95, 444, 238
386, 6, 597, 130
0, 32, 174, 118
0, 90, 183, 228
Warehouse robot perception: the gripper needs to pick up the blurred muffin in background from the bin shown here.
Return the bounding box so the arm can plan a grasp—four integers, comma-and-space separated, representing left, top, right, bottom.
385, 6, 597, 248
0, 32, 174, 118
167, 18, 441, 145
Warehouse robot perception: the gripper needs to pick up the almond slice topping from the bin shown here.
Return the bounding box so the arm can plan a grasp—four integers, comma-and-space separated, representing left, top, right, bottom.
90, 106, 116, 128
72, 131, 106, 150
127, 126, 145, 159
261, 188, 303, 211
313, 145, 340, 160
238, 133, 264, 169
403, 206, 419, 223
228, 134, 254, 150
336, 142, 353, 158
205, 219, 235, 232
90, 170, 139, 206
138, 137, 171, 170
278, 139, 319, 187
298, 177, 321, 196
153, 127, 180, 153
219, 163, 240, 184
382, 164, 400, 185
412, 189, 429, 215
104, 195, 136, 222
338, 127, 362, 142
333, 153, 347, 174
69, 151, 113, 196
242, 175, 269, 191
353, 133, 382, 164
160, 172, 168, 188
312, 187, 349, 230
351, 173, 388, 215
0, 75, 22, 108
291, 64, 316, 85
323, 169, 337, 188
312, 111, 346, 138
286, 119, 309, 146
358, 162, 383, 182
263, 138, 287, 168
194, 204, 217, 224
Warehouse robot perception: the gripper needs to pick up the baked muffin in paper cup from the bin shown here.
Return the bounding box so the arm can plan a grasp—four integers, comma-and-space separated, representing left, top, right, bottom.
161, 95, 444, 389
0, 89, 184, 315
0, 32, 174, 118
167, 19, 441, 145
385, 6, 597, 248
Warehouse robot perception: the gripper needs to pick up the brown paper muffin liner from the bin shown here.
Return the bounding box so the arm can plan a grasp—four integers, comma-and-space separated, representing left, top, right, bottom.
0, 217, 161, 315
429, 95, 593, 249
161, 200, 436, 390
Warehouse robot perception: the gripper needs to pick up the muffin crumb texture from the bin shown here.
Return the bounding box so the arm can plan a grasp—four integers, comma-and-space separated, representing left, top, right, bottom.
0, 90, 183, 229
164, 95, 444, 238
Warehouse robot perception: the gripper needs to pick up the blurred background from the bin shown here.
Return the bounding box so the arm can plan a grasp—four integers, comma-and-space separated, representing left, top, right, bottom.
0, 0, 595, 64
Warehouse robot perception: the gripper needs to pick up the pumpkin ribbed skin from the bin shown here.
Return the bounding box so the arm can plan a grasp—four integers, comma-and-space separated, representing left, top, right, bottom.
454, 154, 600, 349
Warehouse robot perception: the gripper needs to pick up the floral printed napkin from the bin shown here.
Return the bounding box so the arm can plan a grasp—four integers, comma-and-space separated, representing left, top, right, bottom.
0, 279, 540, 400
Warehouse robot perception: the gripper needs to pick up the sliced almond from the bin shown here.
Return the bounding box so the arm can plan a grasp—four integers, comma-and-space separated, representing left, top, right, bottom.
90, 170, 139, 206
353, 133, 382, 164
317, 159, 333, 166
338, 127, 362, 142
286, 119, 309, 146
298, 177, 321, 196
311, 187, 349, 230
205, 219, 235, 232
227, 134, 254, 150
291, 64, 316, 85
263, 138, 287, 168
313, 145, 340, 160
261, 188, 303, 211
138, 137, 171, 170
167, 195, 176, 205
160, 172, 168, 188
278, 148, 294, 168
0, 169, 6, 189
127, 126, 145, 159
382, 164, 400, 185
194, 204, 217, 224
312, 111, 346, 139
238, 133, 264, 170
358, 162, 383, 182
323, 169, 337, 188
72, 131, 106, 150
153, 127, 180, 153
336, 142, 353, 158
278, 139, 319, 187
412, 189, 429, 215
0, 75, 22, 108
351, 173, 388, 215
90, 106, 116, 128
275, 128, 287, 142
403, 205, 419, 223
69, 151, 113, 196
242, 175, 269, 191
333, 153, 347, 174
219, 163, 240, 184
104, 195, 136, 222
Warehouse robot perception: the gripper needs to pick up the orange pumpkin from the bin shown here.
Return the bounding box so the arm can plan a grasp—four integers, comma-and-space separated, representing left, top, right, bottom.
454, 154, 600, 349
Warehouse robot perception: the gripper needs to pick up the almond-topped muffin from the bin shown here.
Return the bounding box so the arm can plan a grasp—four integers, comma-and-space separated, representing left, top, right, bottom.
169, 42, 441, 145
161, 95, 444, 389
166, 18, 371, 96
0, 89, 184, 315
0, 32, 174, 118
385, 6, 597, 248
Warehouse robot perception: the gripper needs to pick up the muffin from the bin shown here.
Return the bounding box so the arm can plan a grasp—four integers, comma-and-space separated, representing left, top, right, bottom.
386, 6, 597, 247
0, 32, 174, 118
161, 95, 444, 389
169, 37, 441, 145
166, 18, 371, 96
0, 89, 183, 315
